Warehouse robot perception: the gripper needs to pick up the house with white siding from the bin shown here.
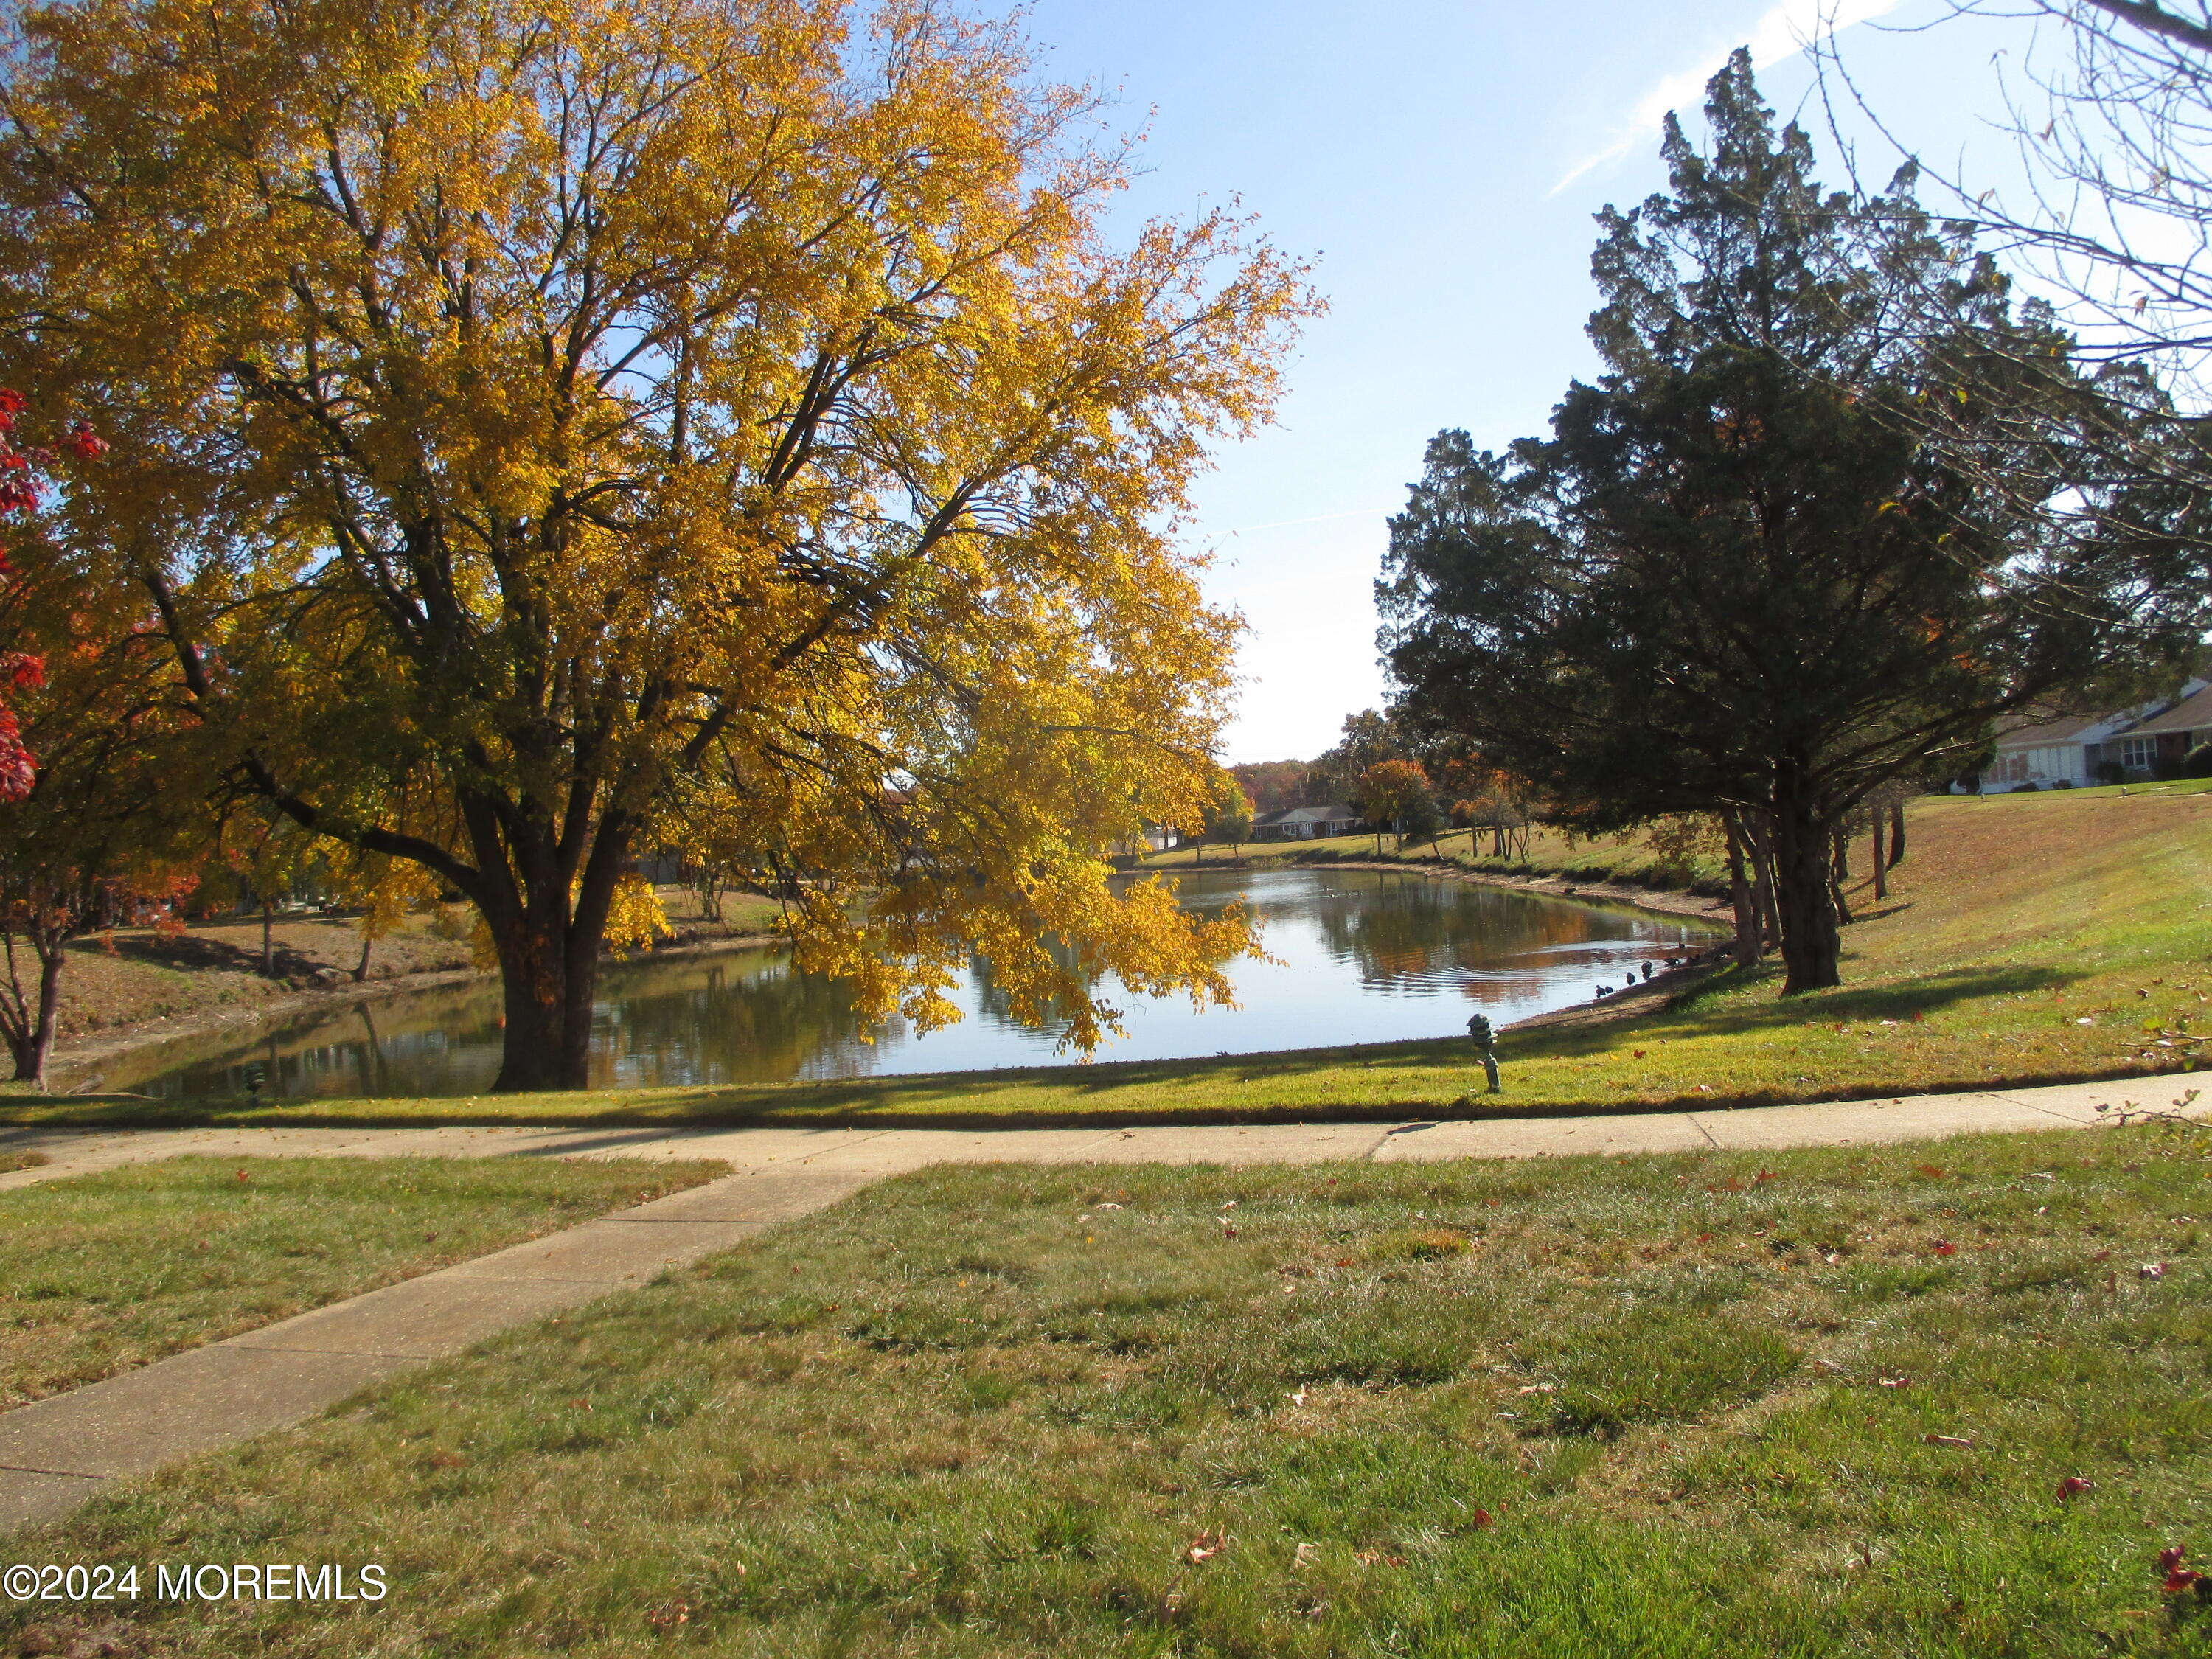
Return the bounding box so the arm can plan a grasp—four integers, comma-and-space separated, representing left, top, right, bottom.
1973, 681, 2211, 790
1249, 803, 1363, 841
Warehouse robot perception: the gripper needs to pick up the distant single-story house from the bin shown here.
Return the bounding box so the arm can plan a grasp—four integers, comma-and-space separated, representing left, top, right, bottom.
2115, 682, 2212, 775
1978, 709, 2138, 790
1250, 802, 1363, 841
1970, 680, 2211, 790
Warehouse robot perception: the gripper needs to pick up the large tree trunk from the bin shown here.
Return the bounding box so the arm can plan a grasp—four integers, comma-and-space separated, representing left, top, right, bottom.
1721, 809, 1761, 967
1887, 799, 1907, 869
474, 812, 632, 1092
1770, 795, 1843, 992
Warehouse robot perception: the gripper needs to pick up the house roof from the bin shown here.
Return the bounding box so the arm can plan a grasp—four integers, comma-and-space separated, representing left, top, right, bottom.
1251, 803, 1358, 828
1992, 710, 2120, 748
2124, 683, 2212, 737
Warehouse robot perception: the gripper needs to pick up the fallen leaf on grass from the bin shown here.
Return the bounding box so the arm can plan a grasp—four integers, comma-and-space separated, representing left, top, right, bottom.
1931, 1241, 1958, 1256
1924, 1433, 1975, 1449
1186, 1530, 1226, 1564
1470, 1506, 1495, 1528
2161, 1545, 2204, 1595
2140, 1262, 2169, 1280
1918, 1165, 1947, 1179
2058, 1476, 2093, 1500
1294, 1543, 1320, 1568
1354, 1549, 1407, 1568
1877, 1376, 1913, 1389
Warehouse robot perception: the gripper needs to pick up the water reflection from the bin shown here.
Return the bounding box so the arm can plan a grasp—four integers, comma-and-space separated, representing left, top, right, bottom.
118, 869, 1718, 1099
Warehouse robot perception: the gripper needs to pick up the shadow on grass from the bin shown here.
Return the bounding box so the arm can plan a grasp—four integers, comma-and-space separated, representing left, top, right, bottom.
0, 956, 2166, 1137
71, 920, 347, 984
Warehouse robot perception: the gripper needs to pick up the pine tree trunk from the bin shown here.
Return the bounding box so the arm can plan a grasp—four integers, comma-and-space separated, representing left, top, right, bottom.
1887, 799, 1907, 869
1871, 814, 1888, 901
1829, 827, 1854, 926
1770, 797, 1843, 992
1744, 814, 1783, 951
1722, 809, 1761, 967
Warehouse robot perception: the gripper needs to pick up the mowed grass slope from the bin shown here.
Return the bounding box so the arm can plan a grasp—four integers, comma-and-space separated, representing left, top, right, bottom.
10, 1125, 2212, 1656
1, 789, 2206, 1130
0, 1155, 726, 1408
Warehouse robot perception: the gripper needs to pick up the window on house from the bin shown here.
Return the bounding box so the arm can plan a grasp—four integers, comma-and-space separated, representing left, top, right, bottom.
2121, 736, 2157, 772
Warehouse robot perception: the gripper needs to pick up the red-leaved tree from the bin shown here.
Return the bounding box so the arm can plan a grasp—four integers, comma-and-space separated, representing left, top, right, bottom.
0, 388, 105, 796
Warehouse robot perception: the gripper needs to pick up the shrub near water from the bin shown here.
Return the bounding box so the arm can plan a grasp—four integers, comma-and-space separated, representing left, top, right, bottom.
8, 1125, 2212, 1657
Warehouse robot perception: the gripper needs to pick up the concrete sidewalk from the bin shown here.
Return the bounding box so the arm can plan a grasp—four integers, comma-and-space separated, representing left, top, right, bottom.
0, 1075, 2194, 1534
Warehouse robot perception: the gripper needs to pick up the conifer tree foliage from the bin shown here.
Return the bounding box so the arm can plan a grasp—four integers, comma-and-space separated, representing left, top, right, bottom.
1380, 55, 2172, 992
0, 0, 1312, 1088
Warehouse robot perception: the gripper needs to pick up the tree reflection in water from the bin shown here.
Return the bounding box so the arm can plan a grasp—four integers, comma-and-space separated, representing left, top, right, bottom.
118, 871, 1718, 1099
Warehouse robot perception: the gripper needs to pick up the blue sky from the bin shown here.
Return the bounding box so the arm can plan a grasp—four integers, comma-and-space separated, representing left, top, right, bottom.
1017, 0, 2051, 762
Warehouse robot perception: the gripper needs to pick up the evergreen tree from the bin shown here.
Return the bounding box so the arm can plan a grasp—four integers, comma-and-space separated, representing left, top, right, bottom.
1380, 53, 2167, 991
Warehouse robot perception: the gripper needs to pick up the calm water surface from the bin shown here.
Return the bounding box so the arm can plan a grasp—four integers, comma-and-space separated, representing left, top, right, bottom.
119, 869, 1719, 1099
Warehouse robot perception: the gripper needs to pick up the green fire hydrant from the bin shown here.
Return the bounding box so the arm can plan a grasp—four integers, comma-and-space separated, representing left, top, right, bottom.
1466, 1013, 1501, 1093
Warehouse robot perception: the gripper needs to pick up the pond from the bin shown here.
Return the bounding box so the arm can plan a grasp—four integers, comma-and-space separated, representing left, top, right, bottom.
112, 869, 1721, 1100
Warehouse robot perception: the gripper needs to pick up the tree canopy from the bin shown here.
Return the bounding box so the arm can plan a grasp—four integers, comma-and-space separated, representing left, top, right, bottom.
1380, 54, 2186, 991
0, 0, 1314, 1086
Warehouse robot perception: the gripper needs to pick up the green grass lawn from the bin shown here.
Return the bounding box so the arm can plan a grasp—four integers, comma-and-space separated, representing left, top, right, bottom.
0, 1155, 726, 1408
1149, 775, 2212, 891
0, 789, 2205, 1132
10, 1123, 2212, 1655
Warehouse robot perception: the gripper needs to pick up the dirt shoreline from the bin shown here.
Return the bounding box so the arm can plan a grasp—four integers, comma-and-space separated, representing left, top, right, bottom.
43, 929, 782, 1091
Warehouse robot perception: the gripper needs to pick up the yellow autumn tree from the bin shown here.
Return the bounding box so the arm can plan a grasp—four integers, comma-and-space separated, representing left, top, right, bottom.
0, 0, 1312, 1088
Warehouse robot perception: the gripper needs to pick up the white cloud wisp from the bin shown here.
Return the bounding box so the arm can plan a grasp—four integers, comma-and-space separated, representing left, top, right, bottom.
1552, 0, 1914, 196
